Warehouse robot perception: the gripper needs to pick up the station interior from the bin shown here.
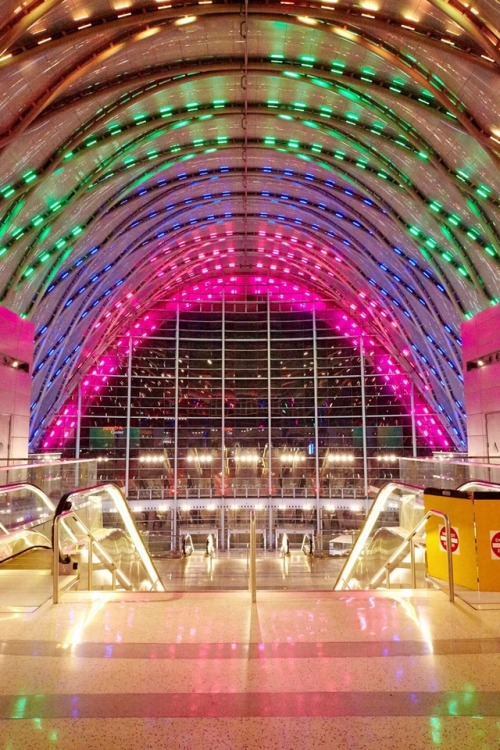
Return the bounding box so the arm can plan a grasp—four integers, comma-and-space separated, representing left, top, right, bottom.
0, 1, 499, 748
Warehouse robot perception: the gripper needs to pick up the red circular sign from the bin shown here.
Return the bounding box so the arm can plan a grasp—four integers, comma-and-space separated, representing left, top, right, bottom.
491, 531, 500, 559
439, 526, 459, 553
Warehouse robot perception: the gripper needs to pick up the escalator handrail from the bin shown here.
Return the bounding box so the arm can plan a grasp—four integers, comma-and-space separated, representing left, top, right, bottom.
0, 482, 57, 542
457, 480, 500, 492
0, 481, 56, 533
0, 482, 54, 508
52, 494, 74, 564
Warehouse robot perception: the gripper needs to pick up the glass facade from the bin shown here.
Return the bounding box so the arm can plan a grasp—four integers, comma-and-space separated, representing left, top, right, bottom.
76, 296, 430, 500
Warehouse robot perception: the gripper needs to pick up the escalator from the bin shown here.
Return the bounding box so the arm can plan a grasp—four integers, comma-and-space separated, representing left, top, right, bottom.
0, 529, 52, 569
0, 482, 164, 609
334, 482, 425, 591
334, 479, 500, 593
0, 526, 77, 611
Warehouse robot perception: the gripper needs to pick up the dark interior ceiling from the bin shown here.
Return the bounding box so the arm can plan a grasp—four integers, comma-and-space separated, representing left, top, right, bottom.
0, 0, 498, 451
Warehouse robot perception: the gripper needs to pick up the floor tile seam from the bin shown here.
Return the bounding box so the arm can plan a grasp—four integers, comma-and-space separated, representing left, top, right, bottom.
58, 592, 454, 603
0, 690, 499, 719
62, 600, 495, 614
35, 598, 500, 617
0, 686, 498, 698
60, 584, 448, 603
2, 650, 500, 663
2, 638, 499, 657
2, 637, 499, 646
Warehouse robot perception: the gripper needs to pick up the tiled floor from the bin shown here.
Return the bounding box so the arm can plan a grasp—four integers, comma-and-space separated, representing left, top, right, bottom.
1, 585, 499, 749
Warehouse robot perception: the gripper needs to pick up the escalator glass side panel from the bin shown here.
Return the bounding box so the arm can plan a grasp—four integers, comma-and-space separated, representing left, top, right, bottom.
0, 483, 55, 534
0, 483, 56, 550
334, 482, 424, 590
58, 484, 164, 592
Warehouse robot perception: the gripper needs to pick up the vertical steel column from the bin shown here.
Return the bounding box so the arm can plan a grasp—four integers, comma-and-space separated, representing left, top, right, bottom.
359, 336, 369, 500
312, 307, 321, 535
411, 381, 417, 457
124, 334, 133, 497
221, 293, 226, 549
88, 540, 94, 591
267, 294, 273, 497
173, 305, 181, 549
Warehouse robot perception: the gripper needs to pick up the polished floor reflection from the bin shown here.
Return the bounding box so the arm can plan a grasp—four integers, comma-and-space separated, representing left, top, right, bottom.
155, 549, 345, 591
1, 586, 499, 749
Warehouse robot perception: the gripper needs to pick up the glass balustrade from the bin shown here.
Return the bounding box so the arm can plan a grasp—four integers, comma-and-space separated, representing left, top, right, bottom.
0, 481, 163, 594
334, 482, 425, 591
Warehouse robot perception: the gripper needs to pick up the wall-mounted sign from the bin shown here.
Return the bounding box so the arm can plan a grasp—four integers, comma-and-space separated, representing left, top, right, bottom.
439, 525, 459, 554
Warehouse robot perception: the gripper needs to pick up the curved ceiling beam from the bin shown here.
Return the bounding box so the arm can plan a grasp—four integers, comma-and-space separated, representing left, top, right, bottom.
4, 125, 491, 322
425, 0, 499, 61
0, 0, 65, 42
0, 7, 497, 165
0, 67, 494, 301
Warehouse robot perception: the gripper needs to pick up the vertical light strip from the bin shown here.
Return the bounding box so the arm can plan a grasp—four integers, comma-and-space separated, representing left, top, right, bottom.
124, 334, 133, 497
173, 303, 180, 550
312, 306, 321, 534
75, 382, 82, 460
267, 292, 273, 497
411, 381, 417, 458
360, 336, 369, 500
75, 382, 82, 488
221, 291, 226, 547
240, 0, 249, 265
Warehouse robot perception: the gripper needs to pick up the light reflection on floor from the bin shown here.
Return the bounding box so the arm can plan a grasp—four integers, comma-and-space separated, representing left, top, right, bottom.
0, 583, 499, 748
154, 549, 346, 591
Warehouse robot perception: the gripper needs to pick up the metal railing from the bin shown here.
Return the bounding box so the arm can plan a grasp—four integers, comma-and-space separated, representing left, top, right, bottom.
249, 510, 256, 603
370, 509, 455, 602
53, 509, 133, 603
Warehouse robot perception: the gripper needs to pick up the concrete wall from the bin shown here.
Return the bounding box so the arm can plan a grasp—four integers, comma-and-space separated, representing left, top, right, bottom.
0, 306, 34, 460
462, 306, 500, 459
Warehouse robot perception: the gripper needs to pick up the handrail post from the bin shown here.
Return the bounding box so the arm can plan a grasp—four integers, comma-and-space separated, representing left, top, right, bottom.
249, 510, 256, 603
443, 516, 455, 603
410, 537, 416, 589
88, 540, 93, 591
53, 517, 60, 604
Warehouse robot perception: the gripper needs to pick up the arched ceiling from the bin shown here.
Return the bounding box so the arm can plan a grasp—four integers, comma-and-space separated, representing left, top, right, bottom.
0, 0, 498, 452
